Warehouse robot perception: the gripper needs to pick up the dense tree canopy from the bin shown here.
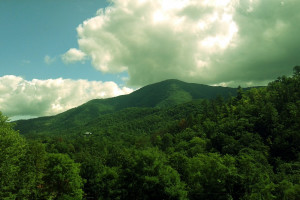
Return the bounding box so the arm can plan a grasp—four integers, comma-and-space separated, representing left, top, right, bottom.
0, 113, 29, 199
1, 69, 300, 199
0, 112, 83, 200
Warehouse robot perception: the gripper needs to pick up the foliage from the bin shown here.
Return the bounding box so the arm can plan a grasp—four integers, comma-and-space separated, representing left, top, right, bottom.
0, 112, 83, 200
0, 113, 33, 199
1, 70, 300, 199
40, 153, 83, 200
15, 79, 237, 136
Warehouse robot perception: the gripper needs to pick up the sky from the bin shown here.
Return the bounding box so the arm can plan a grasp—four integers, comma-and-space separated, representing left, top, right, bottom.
1, 0, 300, 120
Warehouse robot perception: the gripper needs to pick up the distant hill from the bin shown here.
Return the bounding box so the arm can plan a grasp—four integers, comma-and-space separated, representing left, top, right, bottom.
15, 79, 238, 135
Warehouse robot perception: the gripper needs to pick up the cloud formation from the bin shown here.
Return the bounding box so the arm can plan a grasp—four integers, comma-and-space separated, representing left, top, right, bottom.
67, 0, 300, 86
22, 60, 31, 65
0, 75, 133, 118
44, 55, 56, 65
61, 48, 87, 64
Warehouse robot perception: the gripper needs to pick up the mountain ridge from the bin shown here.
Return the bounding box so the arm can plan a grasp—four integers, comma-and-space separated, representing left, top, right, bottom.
15, 79, 239, 135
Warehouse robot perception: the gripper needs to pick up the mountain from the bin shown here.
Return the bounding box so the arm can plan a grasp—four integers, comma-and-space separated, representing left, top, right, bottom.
14, 79, 238, 135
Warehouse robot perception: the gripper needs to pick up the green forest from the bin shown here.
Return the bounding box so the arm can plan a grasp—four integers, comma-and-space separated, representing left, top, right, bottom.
1, 68, 299, 200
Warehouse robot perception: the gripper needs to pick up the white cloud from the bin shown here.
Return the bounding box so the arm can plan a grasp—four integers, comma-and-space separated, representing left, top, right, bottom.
61, 48, 87, 64
0, 75, 133, 118
44, 55, 56, 65
65, 0, 300, 87
70, 0, 239, 85
22, 60, 31, 65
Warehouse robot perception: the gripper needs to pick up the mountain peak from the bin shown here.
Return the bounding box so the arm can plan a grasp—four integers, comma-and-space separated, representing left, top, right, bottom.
15, 80, 238, 135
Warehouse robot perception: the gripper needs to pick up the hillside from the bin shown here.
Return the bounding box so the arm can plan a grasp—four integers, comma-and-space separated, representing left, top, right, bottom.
4, 71, 300, 199
15, 79, 238, 135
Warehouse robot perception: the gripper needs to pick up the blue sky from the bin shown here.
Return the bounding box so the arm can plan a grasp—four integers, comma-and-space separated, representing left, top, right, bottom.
1, 0, 299, 119
0, 0, 125, 83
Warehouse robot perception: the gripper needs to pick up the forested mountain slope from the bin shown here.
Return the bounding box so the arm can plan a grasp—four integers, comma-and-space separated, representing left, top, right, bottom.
2, 69, 299, 199
15, 79, 238, 135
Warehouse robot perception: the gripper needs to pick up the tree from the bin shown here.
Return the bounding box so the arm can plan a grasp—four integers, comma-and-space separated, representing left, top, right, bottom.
237, 149, 275, 199
236, 85, 243, 101
0, 112, 35, 199
187, 137, 206, 156
293, 66, 300, 76
41, 153, 83, 200
119, 148, 187, 199
26, 141, 47, 199
186, 153, 241, 200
